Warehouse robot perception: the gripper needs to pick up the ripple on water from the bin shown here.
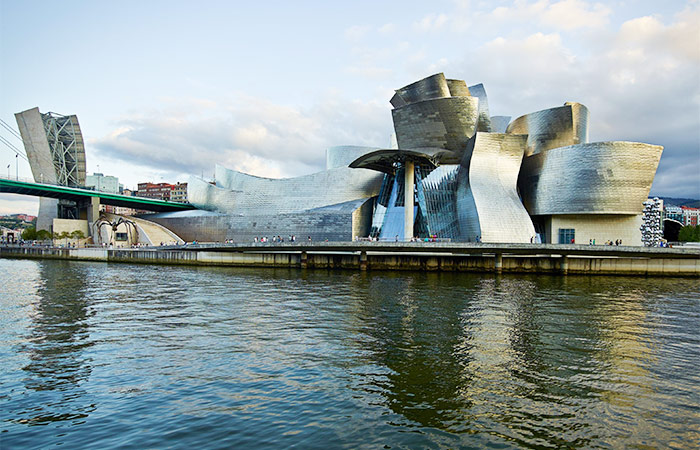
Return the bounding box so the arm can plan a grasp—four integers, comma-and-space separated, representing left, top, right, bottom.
0, 260, 699, 449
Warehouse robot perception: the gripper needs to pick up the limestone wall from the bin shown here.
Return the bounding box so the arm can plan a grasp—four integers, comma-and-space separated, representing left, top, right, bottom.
547, 214, 642, 245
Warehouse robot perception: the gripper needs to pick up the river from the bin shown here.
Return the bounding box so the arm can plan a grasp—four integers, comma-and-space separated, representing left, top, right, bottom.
1, 259, 698, 449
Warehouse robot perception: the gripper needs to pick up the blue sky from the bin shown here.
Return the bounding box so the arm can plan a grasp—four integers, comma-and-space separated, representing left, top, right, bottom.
1, 0, 698, 214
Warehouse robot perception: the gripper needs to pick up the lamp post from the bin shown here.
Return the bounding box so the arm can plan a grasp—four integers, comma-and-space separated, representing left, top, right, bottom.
16, 154, 18, 180
6, 163, 9, 178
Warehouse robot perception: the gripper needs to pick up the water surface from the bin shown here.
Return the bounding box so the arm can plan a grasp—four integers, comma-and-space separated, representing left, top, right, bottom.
1, 259, 698, 449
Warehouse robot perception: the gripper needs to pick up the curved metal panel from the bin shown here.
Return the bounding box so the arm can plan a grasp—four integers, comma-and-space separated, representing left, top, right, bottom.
456, 133, 535, 243
506, 102, 589, 156
467, 83, 492, 132
518, 141, 663, 215
391, 96, 479, 152
391, 73, 450, 107
490, 116, 511, 133
446, 79, 470, 97
189, 165, 383, 215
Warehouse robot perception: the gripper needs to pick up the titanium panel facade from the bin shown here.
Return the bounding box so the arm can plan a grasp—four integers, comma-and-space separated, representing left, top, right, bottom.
506, 102, 589, 156
391, 73, 451, 107
490, 116, 511, 133
147, 198, 373, 242
155, 72, 664, 245
467, 83, 492, 132
456, 133, 535, 243
519, 141, 663, 215
446, 79, 471, 97
391, 97, 479, 152
192, 165, 382, 216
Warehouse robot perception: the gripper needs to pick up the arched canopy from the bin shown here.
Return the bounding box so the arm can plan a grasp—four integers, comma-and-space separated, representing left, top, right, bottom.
349, 147, 455, 173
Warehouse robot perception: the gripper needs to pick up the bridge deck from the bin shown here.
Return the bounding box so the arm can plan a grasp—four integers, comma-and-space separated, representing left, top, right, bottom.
0, 177, 195, 212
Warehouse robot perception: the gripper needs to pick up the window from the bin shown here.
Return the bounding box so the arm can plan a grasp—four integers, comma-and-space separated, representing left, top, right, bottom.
558, 228, 575, 244
115, 232, 128, 241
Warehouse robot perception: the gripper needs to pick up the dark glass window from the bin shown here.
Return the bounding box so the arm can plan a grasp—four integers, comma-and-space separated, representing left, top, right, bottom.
558, 228, 575, 244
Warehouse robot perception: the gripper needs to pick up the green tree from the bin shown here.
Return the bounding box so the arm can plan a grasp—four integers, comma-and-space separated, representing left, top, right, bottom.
70, 230, 85, 240
58, 231, 71, 246
36, 229, 52, 241
678, 225, 700, 242
21, 227, 38, 241
70, 230, 86, 246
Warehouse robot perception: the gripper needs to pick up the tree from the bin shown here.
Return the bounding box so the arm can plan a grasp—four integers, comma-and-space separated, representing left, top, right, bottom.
70, 230, 86, 247
57, 231, 71, 246
36, 229, 52, 241
70, 230, 85, 240
22, 227, 38, 241
678, 225, 700, 242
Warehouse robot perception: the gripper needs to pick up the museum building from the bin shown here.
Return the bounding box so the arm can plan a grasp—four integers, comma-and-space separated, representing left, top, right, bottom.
17, 73, 663, 245
146, 73, 662, 245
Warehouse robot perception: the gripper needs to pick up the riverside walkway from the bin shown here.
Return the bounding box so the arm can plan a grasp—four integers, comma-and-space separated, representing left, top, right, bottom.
2, 241, 699, 276
172, 241, 700, 259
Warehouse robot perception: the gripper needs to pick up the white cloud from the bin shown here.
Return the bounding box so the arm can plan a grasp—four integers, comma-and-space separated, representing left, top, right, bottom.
378, 23, 396, 34
541, 0, 611, 30
92, 94, 392, 184
346, 65, 393, 79
488, 0, 610, 31
414, 13, 449, 32
0, 194, 38, 215
344, 25, 370, 41
448, 6, 699, 197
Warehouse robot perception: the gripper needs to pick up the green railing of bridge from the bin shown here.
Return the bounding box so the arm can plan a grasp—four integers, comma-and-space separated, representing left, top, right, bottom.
0, 176, 195, 211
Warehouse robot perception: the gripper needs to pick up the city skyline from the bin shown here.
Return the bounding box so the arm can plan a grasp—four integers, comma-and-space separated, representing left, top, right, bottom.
1, 0, 698, 215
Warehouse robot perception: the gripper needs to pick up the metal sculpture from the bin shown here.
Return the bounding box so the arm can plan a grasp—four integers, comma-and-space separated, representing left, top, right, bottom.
93, 216, 139, 246
641, 198, 663, 247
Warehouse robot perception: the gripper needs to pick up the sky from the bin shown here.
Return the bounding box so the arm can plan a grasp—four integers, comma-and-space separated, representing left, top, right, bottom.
1, 0, 699, 215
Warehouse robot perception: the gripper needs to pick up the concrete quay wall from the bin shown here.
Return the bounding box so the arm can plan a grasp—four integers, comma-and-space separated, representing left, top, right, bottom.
1, 246, 699, 276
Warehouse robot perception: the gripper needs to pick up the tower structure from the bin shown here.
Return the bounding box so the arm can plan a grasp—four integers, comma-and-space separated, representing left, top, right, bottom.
15, 107, 87, 231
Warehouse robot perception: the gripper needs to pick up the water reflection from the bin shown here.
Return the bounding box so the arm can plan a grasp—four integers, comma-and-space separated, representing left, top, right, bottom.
354, 273, 480, 430
17, 260, 95, 425
1, 260, 697, 449
347, 273, 697, 448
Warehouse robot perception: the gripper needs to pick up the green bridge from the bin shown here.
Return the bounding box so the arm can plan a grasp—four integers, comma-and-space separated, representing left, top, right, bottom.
0, 177, 196, 213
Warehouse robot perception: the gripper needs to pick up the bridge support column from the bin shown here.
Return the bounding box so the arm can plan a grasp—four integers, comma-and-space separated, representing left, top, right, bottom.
86, 197, 100, 237
359, 251, 368, 271
300, 251, 308, 269
560, 255, 569, 275
495, 253, 503, 274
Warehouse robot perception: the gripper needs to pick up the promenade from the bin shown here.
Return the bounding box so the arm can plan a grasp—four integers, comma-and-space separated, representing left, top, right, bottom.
2, 242, 699, 276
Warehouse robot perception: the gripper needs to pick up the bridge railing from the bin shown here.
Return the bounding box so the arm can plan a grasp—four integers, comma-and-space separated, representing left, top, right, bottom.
0, 174, 185, 204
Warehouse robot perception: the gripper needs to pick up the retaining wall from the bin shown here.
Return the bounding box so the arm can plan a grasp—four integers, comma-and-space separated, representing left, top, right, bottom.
2, 246, 698, 276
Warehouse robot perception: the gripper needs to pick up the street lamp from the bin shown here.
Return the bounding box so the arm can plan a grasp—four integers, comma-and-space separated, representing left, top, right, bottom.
6, 164, 9, 178
16, 154, 18, 180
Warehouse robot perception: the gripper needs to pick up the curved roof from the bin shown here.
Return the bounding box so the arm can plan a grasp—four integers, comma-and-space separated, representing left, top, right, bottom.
506, 102, 589, 156
518, 141, 663, 215
348, 148, 455, 173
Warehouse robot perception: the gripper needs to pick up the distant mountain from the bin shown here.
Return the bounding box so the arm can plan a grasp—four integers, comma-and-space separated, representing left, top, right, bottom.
655, 197, 700, 208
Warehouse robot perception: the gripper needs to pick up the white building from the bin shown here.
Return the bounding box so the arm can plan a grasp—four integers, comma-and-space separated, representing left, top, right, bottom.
86, 172, 120, 194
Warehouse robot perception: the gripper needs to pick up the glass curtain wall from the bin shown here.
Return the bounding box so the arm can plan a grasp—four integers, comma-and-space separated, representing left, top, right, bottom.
416, 165, 460, 239
370, 163, 462, 240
